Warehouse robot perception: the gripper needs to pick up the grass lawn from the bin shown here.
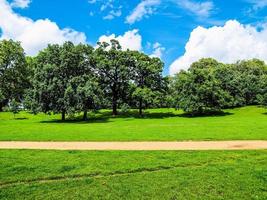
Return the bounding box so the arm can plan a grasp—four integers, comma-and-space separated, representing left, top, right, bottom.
0, 106, 267, 141
0, 150, 266, 199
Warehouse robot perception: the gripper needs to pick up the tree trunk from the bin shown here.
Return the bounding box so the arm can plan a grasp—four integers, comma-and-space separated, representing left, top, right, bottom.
112, 102, 117, 116
112, 93, 118, 116
139, 98, 143, 116
0, 103, 3, 112
61, 111, 66, 121
83, 110, 88, 121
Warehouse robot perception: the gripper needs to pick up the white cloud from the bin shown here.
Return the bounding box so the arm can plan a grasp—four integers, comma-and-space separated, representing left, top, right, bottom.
126, 0, 160, 24
11, 0, 31, 8
100, 0, 113, 11
0, 0, 86, 55
150, 42, 165, 58
88, 0, 97, 4
247, 0, 267, 10
175, 0, 214, 18
170, 20, 267, 75
98, 29, 142, 51
126, 0, 213, 24
103, 9, 122, 20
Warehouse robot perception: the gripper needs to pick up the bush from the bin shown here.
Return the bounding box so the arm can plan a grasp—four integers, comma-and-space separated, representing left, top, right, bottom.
10, 99, 21, 117
120, 103, 130, 114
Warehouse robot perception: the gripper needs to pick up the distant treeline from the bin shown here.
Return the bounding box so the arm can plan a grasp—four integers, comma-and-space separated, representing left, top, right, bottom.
1, 39, 267, 120
172, 58, 267, 115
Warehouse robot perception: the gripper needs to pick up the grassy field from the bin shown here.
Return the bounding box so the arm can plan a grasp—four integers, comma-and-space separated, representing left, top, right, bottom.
0, 106, 266, 141
0, 150, 266, 199
1, 107, 266, 199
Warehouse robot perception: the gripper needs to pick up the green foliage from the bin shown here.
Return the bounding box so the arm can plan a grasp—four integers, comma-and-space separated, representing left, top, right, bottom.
173, 63, 230, 115
0, 89, 4, 102
2, 38, 267, 118
129, 51, 164, 115
29, 40, 165, 120
95, 40, 132, 115
9, 99, 20, 117
233, 59, 267, 105
257, 74, 267, 106
33, 42, 98, 120
23, 89, 40, 114
120, 103, 130, 114
132, 87, 154, 113
173, 58, 267, 114
65, 75, 102, 120
0, 40, 30, 111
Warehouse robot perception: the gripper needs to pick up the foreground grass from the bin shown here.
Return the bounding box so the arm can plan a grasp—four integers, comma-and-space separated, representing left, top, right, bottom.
0, 150, 266, 199
0, 106, 267, 141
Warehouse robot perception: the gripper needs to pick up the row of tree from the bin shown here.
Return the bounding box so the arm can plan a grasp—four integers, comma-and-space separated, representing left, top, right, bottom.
171, 58, 267, 115
0, 39, 166, 120
1, 39, 267, 120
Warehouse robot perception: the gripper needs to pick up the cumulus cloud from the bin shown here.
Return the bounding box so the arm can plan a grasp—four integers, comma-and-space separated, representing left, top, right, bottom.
98, 29, 142, 51
126, 0, 160, 24
170, 20, 267, 75
150, 42, 165, 58
11, 0, 31, 8
0, 0, 86, 55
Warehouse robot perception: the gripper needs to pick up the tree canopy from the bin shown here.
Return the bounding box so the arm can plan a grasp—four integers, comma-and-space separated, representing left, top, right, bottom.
172, 58, 267, 115
0, 40, 30, 111
1, 38, 267, 119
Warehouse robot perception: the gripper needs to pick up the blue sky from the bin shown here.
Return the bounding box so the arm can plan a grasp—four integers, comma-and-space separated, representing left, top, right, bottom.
1, 0, 267, 75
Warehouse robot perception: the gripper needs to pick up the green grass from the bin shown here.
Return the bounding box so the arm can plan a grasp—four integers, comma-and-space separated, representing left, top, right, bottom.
0, 150, 266, 199
0, 106, 267, 141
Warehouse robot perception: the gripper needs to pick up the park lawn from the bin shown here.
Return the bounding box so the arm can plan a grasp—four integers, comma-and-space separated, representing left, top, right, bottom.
0, 150, 266, 199
0, 106, 267, 141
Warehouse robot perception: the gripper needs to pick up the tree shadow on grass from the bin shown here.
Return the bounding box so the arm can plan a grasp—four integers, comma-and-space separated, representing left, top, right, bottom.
117, 110, 233, 119
177, 111, 233, 118
40, 116, 110, 124
39, 110, 233, 124
14, 117, 28, 120
100, 110, 181, 119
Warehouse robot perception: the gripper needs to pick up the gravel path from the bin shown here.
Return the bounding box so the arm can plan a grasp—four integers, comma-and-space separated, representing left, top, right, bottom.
0, 141, 266, 150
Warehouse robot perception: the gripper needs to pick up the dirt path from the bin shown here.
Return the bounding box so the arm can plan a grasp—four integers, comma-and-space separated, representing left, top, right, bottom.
0, 141, 266, 150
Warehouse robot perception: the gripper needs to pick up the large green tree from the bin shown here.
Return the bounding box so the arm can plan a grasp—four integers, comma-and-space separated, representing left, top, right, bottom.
34, 42, 91, 120
95, 40, 131, 115
65, 75, 102, 121
215, 59, 267, 107
234, 59, 267, 105
0, 40, 29, 111
173, 59, 230, 115
130, 51, 164, 116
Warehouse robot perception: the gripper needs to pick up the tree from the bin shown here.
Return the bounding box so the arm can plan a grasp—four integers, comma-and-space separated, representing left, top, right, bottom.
213, 64, 243, 107
95, 40, 131, 115
130, 51, 164, 116
190, 58, 220, 70
65, 75, 102, 121
257, 74, 267, 106
10, 99, 20, 118
172, 60, 230, 115
0, 40, 29, 111
34, 42, 88, 120
233, 59, 267, 105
